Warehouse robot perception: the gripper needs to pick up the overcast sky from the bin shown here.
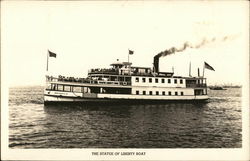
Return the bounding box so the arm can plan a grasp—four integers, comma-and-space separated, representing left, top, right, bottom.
2, 1, 249, 86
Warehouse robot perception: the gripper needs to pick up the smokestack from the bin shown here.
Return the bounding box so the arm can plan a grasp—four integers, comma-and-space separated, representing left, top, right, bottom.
198, 68, 200, 77
153, 55, 160, 73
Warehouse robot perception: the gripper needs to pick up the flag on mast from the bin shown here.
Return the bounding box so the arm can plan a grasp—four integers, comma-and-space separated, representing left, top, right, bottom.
129, 50, 134, 55
204, 62, 215, 71
48, 50, 57, 58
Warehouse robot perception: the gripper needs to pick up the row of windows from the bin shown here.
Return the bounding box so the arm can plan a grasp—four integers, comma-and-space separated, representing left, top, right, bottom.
49, 84, 85, 93
135, 90, 184, 96
135, 77, 183, 84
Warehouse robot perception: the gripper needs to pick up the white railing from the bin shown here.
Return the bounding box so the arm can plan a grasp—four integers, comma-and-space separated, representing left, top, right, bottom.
46, 76, 131, 86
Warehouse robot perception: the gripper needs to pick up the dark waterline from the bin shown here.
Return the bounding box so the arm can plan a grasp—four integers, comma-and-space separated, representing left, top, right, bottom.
9, 87, 242, 148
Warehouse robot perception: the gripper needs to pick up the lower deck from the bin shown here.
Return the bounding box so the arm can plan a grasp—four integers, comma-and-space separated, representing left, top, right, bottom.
44, 79, 208, 103
46, 82, 207, 96
44, 90, 208, 103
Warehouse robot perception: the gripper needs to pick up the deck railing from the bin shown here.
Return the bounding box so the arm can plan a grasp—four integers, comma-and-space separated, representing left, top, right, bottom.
88, 68, 119, 75
46, 76, 131, 86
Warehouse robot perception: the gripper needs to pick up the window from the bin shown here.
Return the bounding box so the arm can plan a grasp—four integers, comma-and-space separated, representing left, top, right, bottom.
46, 84, 52, 90
149, 91, 153, 95
142, 78, 146, 83
168, 91, 172, 95
181, 92, 184, 95
156, 91, 159, 95
73, 87, 82, 93
155, 78, 158, 83
162, 91, 165, 95
168, 79, 171, 83
51, 84, 56, 90
136, 91, 139, 95
180, 79, 183, 84
58, 85, 63, 91
174, 79, 177, 84
143, 91, 146, 95
161, 79, 165, 83
136, 77, 139, 82
149, 78, 152, 83
64, 86, 71, 92
175, 92, 178, 95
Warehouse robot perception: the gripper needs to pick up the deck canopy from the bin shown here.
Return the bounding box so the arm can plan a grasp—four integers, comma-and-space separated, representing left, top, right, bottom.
110, 61, 132, 69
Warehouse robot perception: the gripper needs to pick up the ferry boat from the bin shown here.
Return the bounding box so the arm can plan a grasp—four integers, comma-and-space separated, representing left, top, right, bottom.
44, 55, 209, 104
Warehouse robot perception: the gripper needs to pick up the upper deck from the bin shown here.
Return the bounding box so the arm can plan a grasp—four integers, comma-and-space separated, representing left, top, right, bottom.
47, 75, 132, 87
88, 61, 174, 77
46, 60, 207, 89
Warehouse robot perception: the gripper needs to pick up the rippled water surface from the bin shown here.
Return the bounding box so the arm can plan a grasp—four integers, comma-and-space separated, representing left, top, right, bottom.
9, 86, 242, 148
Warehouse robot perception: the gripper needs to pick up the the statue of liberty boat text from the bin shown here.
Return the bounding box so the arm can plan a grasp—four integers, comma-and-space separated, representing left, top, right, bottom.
44, 50, 215, 104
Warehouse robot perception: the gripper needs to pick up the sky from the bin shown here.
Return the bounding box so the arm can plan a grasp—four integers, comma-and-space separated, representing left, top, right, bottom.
2, 1, 249, 86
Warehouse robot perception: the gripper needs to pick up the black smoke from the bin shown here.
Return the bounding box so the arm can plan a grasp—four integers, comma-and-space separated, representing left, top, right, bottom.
153, 35, 236, 73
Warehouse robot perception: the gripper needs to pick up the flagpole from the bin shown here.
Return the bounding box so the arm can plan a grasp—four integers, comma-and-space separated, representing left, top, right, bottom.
202, 62, 205, 78
46, 51, 49, 72
189, 61, 191, 77
128, 53, 129, 63
129, 49, 132, 76
128, 49, 130, 63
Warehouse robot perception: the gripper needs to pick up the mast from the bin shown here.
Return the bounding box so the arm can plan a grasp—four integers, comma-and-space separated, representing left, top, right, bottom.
128, 51, 129, 64
46, 51, 49, 72
202, 62, 205, 78
189, 61, 191, 77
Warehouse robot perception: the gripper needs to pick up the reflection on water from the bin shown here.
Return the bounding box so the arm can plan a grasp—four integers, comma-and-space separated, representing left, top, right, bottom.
9, 87, 242, 148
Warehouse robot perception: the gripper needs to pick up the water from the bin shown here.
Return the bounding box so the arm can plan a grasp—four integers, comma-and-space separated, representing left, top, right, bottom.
9, 86, 242, 148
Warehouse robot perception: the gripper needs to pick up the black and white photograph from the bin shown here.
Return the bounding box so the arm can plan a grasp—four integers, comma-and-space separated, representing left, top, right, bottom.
1, 1, 249, 160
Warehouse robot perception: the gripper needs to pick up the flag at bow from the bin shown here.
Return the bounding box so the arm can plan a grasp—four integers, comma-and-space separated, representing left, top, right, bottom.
46, 50, 57, 71
204, 62, 215, 71
129, 50, 134, 55
48, 50, 57, 58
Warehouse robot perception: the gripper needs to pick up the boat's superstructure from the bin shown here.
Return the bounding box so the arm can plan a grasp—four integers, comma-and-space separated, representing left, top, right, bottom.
44, 60, 208, 104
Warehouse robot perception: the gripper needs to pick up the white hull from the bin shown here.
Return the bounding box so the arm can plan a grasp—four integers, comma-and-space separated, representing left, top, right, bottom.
44, 90, 208, 103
